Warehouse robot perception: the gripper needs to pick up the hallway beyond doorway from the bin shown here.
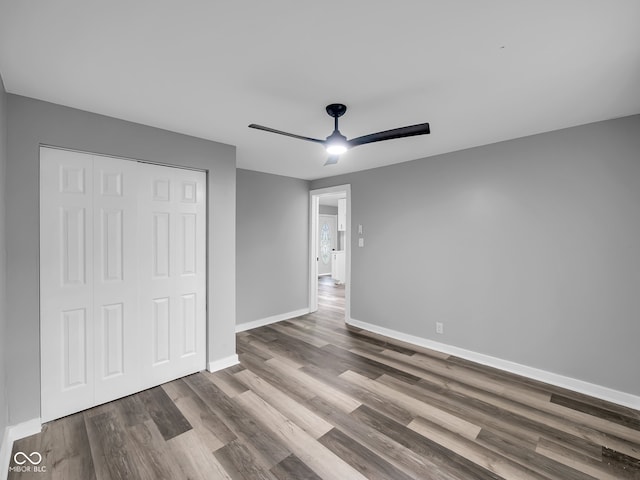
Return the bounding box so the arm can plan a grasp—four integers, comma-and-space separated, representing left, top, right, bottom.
317, 275, 345, 317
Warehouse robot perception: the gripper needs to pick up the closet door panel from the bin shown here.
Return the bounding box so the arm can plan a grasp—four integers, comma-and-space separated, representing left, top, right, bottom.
173, 169, 206, 371
139, 164, 206, 388
93, 156, 140, 403
40, 148, 95, 422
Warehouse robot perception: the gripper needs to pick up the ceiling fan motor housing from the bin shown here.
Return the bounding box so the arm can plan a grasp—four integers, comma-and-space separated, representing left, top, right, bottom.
326, 103, 347, 118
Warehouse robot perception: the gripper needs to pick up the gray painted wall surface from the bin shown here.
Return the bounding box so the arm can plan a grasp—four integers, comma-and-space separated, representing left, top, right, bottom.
311, 115, 640, 396
236, 169, 309, 326
0, 75, 8, 437
6, 95, 237, 424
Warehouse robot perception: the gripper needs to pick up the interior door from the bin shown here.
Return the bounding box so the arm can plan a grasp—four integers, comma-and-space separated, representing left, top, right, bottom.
138, 163, 207, 388
318, 214, 337, 276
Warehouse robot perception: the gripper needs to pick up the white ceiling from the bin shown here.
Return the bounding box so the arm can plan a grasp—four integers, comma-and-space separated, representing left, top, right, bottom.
1, 1, 639, 180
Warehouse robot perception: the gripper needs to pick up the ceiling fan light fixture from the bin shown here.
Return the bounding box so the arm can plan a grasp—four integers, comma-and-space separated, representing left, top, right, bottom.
325, 129, 348, 155
326, 142, 348, 155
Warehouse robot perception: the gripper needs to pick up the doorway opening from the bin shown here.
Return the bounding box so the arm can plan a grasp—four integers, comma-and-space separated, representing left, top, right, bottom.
309, 185, 351, 322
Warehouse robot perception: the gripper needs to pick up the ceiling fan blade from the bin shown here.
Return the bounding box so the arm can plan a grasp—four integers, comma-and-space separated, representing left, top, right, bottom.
324, 156, 339, 166
348, 123, 430, 148
248, 124, 325, 144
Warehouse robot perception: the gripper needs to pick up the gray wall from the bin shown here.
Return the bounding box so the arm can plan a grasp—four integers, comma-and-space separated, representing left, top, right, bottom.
311, 115, 640, 396
0, 75, 8, 437
236, 169, 310, 326
6, 95, 237, 424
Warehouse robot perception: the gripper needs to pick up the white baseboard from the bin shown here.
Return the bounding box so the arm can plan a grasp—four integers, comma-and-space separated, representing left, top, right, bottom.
347, 317, 640, 411
207, 354, 240, 373
1, 418, 42, 480
236, 308, 310, 333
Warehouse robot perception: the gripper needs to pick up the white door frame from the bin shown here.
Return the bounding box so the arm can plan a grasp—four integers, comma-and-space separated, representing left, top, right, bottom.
309, 185, 351, 321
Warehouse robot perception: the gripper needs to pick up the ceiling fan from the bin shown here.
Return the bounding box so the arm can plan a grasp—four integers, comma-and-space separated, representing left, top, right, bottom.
249, 103, 430, 165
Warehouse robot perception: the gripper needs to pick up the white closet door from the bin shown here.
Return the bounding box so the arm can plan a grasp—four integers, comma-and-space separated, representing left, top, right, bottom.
92, 156, 141, 404
40, 148, 95, 422
41, 148, 207, 422
138, 164, 207, 388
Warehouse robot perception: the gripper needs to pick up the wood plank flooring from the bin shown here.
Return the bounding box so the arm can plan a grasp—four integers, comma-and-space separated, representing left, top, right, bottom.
9, 276, 640, 479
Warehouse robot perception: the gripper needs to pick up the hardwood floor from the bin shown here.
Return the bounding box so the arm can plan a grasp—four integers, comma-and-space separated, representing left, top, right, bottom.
9, 276, 640, 479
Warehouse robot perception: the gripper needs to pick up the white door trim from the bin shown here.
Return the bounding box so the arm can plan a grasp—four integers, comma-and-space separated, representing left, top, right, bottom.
309, 185, 351, 322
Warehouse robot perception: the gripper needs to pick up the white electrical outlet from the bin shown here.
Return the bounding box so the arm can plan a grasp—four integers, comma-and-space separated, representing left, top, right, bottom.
436, 322, 444, 334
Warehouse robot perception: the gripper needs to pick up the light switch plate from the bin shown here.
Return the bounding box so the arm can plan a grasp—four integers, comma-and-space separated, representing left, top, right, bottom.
358, 238, 364, 247
358, 224, 363, 234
